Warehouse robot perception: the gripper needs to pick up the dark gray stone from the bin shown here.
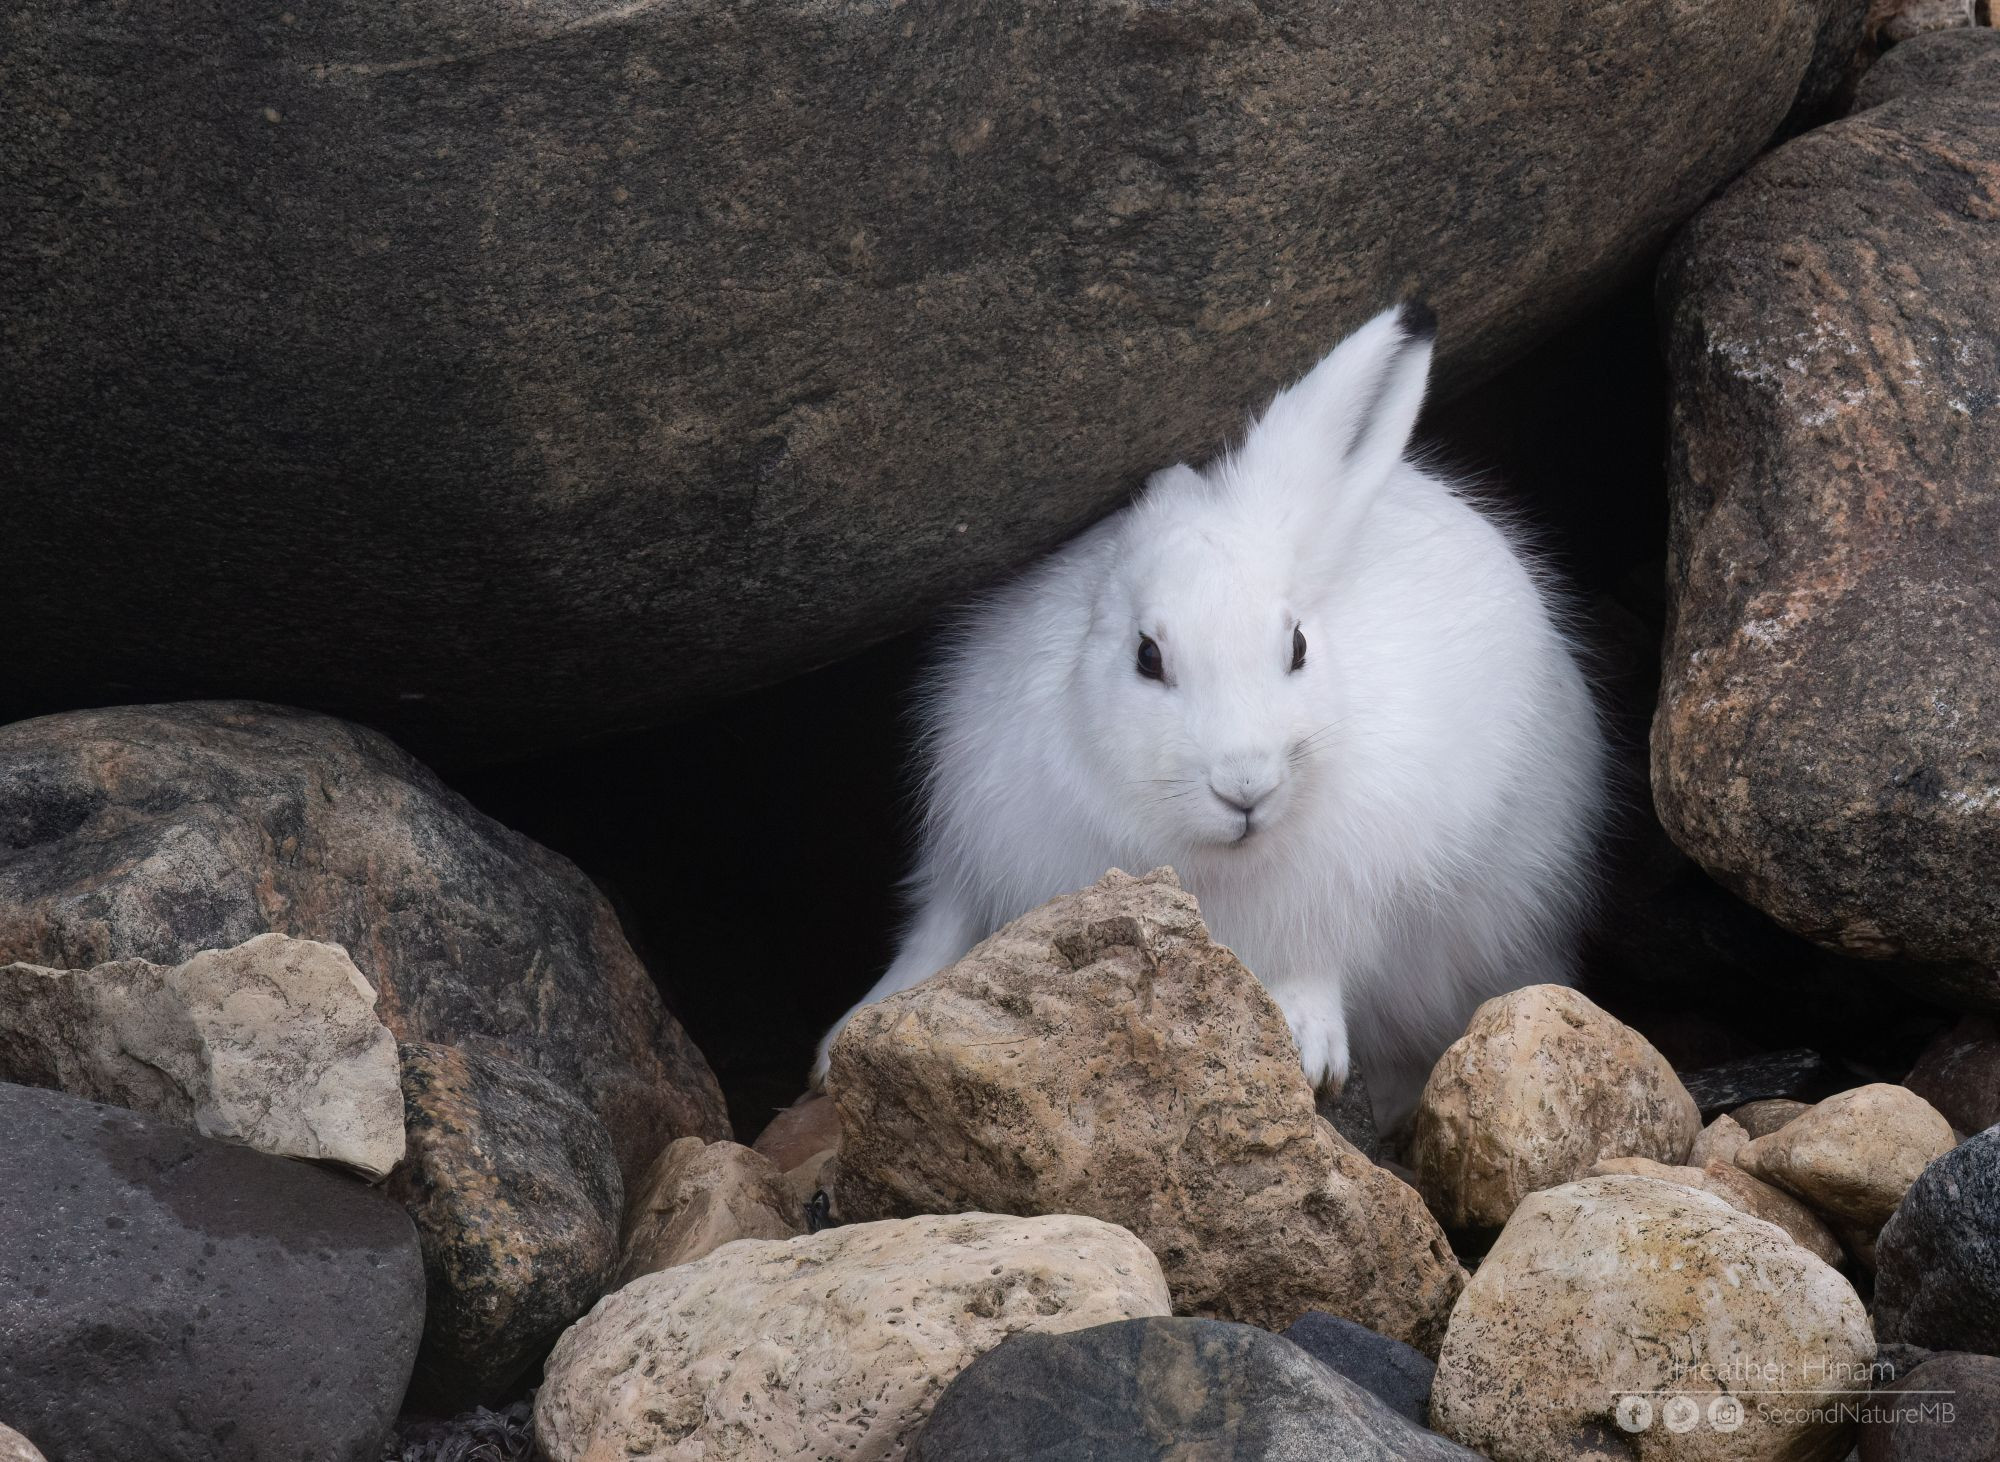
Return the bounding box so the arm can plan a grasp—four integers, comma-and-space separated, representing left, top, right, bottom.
1875, 1125, 2000, 1356
4, 0, 1845, 760
0, 1080, 426, 1462
1654, 30, 2000, 1002
908, 1317, 1480, 1461
1859, 1352, 2000, 1462
1279, 1312, 1434, 1427
1679, 1049, 1846, 1117
389, 1043, 622, 1412
0, 701, 728, 1183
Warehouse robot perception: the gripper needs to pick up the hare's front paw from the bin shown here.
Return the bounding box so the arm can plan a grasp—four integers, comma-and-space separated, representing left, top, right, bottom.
1275, 989, 1351, 1093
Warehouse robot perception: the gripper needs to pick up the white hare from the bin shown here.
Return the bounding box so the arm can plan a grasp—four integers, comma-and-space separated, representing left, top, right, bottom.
814, 303, 1608, 1126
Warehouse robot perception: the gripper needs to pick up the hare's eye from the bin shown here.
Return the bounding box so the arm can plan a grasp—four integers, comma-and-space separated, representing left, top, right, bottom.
1291, 626, 1308, 673
1136, 635, 1165, 682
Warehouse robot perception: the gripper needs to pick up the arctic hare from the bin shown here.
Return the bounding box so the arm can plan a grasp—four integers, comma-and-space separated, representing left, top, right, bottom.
815, 303, 1607, 1125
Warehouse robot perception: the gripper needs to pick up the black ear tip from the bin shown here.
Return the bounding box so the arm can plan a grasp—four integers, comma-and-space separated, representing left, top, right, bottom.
1400, 298, 1438, 341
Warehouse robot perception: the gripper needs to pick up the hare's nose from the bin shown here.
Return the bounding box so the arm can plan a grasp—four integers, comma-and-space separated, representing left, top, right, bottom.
1210, 764, 1282, 816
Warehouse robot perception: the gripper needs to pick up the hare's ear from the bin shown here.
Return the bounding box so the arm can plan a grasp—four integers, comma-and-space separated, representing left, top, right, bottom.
1237, 301, 1436, 535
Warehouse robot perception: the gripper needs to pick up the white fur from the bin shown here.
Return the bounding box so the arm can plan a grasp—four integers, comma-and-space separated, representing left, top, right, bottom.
814, 305, 1609, 1127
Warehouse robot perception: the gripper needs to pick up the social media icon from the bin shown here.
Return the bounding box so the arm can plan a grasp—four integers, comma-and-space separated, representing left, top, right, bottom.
1615, 1396, 1654, 1433
1709, 1395, 1744, 1432
1663, 1396, 1701, 1433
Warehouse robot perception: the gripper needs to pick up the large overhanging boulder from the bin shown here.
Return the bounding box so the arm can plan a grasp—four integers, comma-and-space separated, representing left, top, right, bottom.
6, 0, 1849, 758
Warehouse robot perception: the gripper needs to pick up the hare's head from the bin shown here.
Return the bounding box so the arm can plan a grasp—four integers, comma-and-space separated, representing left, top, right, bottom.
1075, 302, 1436, 857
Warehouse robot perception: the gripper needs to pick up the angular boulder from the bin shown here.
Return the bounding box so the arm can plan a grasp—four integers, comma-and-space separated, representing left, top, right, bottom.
0, 701, 727, 1178
1410, 984, 1702, 1231
1737, 1083, 1955, 1257
1653, 29, 2000, 1002
1431, 1174, 1874, 1462
388, 1042, 623, 1410
829, 869, 1465, 1353
533, 1212, 1171, 1462
908, 1318, 1482, 1462
0, 1081, 425, 1462
1874, 1124, 2000, 1356
5, 0, 1849, 758
0, 933, 404, 1178
617, 1137, 803, 1285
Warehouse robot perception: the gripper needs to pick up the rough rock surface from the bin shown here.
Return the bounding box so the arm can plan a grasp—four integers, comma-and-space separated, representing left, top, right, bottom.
1589, 1155, 1846, 1268
1734, 1099, 1812, 1137
1679, 1049, 1844, 1115
908, 1318, 1481, 1461
0, 1081, 425, 1461
828, 869, 1464, 1352
1874, 1124, 2000, 1355
1859, 1351, 2000, 1461
5, 0, 1851, 757
1904, 1015, 2000, 1135
616, 1137, 803, 1284
0, 933, 404, 1178
1280, 1311, 1436, 1428
1431, 1175, 1874, 1462
0, 701, 727, 1178
1411, 984, 1702, 1231
1689, 1113, 1751, 1167
750, 1093, 841, 1173
533, 1212, 1171, 1462
388, 1042, 623, 1410
1737, 1084, 1955, 1244
1653, 29, 2000, 1004
0, 1427, 42, 1462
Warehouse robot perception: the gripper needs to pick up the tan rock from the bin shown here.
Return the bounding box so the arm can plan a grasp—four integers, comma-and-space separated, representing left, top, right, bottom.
1410, 984, 1701, 1231
1737, 1084, 1956, 1243
616, 1138, 802, 1284
782, 1148, 838, 1213
533, 1212, 1170, 1462
0, 1425, 45, 1462
1587, 1156, 1846, 1269
1688, 1112, 1750, 1167
1732, 1098, 1811, 1137
828, 869, 1464, 1353
1432, 1175, 1874, 1462
0, 933, 404, 1178
751, 1092, 840, 1171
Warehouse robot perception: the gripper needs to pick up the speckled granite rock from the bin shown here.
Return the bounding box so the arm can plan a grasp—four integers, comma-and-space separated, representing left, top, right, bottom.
1653, 30, 2000, 1004
1874, 1124, 2000, 1356
0, 1081, 424, 1461
616, 1137, 803, 1284
0, 934, 405, 1178
1280, 1312, 1436, 1428
388, 1042, 623, 1410
0, 701, 727, 1179
0, 1426, 43, 1462
533, 1212, 1171, 1462
4, 0, 1850, 757
1431, 1175, 1873, 1462
1859, 1351, 2000, 1461
1411, 984, 1701, 1232
909, 1318, 1480, 1461
1589, 1155, 1847, 1268
829, 870, 1464, 1354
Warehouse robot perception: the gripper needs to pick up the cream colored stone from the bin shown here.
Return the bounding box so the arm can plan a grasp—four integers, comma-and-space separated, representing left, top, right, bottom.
782, 1148, 837, 1212
1688, 1112, 1749, 1167
1432, 1174, 1873, 1462
1731, 1098, 1809, 1137
829, 869, 1464, 1353
1587, 1155, 1846, 1269
751, 1092, 839, 1171
1737, 1084, 1956, 1264
534, 1211, 1170, 1462
1411, 984, 1701, 1231
616, 1137, 802, 1285
0, 1425, 46, 1462
0, 934, 404, 1178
